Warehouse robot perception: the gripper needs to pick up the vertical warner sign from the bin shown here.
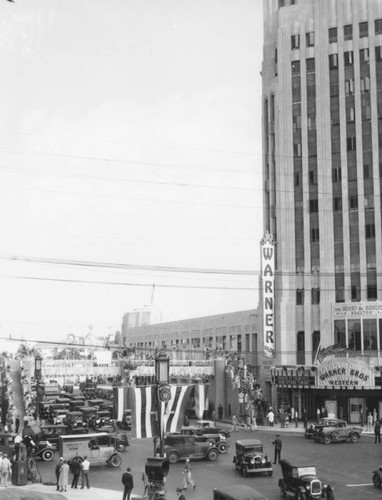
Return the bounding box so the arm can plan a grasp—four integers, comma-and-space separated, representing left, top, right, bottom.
261, 233, 275, 358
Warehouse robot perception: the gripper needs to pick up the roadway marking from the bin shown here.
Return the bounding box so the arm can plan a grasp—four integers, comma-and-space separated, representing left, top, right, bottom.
346, 483, 374, 487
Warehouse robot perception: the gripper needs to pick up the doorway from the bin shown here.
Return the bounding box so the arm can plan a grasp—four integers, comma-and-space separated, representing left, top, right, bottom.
349, 398, 365, 424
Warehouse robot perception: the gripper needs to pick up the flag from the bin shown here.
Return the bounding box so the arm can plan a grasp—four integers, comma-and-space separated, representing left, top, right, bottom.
114, 384, 208, 438
194, 383, 209, 419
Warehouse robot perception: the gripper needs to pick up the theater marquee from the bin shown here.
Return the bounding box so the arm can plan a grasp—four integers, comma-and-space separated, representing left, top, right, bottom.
317, 357, 374, 389
261, 232, 275, 359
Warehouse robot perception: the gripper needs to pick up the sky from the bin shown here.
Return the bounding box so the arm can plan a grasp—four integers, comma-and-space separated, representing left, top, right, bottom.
0, 0, 264, 344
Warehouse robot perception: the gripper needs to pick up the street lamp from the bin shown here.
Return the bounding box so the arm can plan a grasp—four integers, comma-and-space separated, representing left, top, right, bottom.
154, 351, 171, 457
34, 355, 42, 422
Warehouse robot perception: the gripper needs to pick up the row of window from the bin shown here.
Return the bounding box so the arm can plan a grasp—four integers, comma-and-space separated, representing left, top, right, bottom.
296, 288, 320, 305
291, 20, 382, 50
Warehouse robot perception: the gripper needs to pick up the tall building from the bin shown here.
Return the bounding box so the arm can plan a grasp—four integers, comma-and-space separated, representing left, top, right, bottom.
262, 0, 382, 420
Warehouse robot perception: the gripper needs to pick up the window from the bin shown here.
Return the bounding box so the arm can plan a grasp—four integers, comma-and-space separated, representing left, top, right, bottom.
291, 60, 300, 74
368, 284, 378, 300
364, 319, 377, 350
306, 32, 315, 47
375, 19, 382, 35
332, 167, 341, 182
376, 46, 382, 62
295, 172, 300, 186
360, 48, 369, 63
293, 115, 301, 130
291, 34, 300, 50
311, 287, 320, 305
312, 330, 320, 361
344, 24, 353, 41
347, 136, 356, 150
345, 79, 354, 95
306, 58, 315, 72
333, 197, 342, 211
346, 106, 355, 122
296, 288, 304, 305
329, 53, 338, 69
335, 320, 346, 347
309, 199, 318, 213
344, 50, 353, 65
362, 105, 371, 121
366, 224, 376, 238
311, 227, 319, 242
297, 331, 305, 365
349, 194, 358, 209
363, 164, 370, 179
294, 143, 302, 157
359, 21, 368, 38
309, 170, 316, 184
361, 77, 370, 93
307, 115, 316, 130
329, 27, 337, 43
348, 320, 361, 350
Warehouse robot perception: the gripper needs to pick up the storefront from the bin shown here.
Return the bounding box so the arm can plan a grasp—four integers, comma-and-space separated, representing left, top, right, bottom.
270, 354, 382, 424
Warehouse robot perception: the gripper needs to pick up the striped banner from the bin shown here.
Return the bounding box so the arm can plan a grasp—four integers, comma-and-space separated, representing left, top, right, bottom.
114, 384, 208, 438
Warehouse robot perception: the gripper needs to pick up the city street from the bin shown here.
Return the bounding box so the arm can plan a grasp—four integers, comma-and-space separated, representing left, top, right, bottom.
35, 427, 381, 499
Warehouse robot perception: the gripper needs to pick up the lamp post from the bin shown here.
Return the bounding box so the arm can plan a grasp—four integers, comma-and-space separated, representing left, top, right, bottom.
34, 355, 42, 422
155, 351, 170, 457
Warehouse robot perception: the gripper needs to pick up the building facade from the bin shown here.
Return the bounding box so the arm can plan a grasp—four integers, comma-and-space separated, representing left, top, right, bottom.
262, 0, 382, 422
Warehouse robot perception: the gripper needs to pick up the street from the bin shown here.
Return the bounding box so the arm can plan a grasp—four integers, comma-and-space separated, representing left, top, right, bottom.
35, 427, 382, 499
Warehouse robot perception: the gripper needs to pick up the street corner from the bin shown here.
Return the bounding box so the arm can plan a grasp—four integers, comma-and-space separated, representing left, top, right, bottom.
0, 485, 68, 500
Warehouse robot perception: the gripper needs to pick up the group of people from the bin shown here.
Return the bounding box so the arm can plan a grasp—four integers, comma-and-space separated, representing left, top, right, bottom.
55, 456, 90, 492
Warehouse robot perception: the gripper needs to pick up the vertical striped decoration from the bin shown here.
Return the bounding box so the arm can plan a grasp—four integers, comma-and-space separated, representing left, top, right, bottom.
194, 383, 209, 419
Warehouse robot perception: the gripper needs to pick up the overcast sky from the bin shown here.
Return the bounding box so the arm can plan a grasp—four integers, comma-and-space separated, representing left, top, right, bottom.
0, 0, 263, 344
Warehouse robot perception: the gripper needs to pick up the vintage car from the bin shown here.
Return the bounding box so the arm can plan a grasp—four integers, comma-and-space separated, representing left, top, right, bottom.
372, 464, 382, 488
278, 459, 334, 499
314, 418, 362, 444
162, 433, 220, 464
305, 418, 345, 440
65, 411, 89, 432
58, 432, 122, 467
213, 485, 268, 500
180, 426, 229, 454
117, 409, 132, 431
233, 439, 273, 477
196, 420, 231, 439
95, 431, 129, 452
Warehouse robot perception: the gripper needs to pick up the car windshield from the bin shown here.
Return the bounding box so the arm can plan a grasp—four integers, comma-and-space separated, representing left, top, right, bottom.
243, 446, 263, 454
298, 467, 317, 477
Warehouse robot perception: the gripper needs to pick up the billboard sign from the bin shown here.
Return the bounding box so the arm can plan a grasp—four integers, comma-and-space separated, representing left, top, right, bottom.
261, 232, 275, 358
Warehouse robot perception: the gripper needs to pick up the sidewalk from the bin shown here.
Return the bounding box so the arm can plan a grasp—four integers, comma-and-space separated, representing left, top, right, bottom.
3, 483, 143, 500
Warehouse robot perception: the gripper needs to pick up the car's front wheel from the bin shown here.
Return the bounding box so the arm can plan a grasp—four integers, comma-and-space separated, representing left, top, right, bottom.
109, 453, 122, 467
41, 449, 54, 462
218, 442, 228, 454
323, 435, 332, 445
207, 449, 219, 462
168, 452, 179, 464
373, 474, 382, 488
350, 433, 359, 443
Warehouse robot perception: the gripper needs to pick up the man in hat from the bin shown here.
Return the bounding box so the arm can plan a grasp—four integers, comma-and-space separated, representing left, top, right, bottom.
271, 434, 282, 464
183, 459, 196, 490
121, 466, 134, 500
55, 457, 64, 490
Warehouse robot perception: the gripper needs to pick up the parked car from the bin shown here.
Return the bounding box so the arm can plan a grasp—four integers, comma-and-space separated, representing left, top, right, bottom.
180, 426, 229, 454
162, 434, 220, 464
314, 419, 362, 444
66, 411, 89, 432
117, 409, 132, 431
373, 464, 382, 489
233, 439, 273, 477
95, 431, 129, 452
305, 418, 346, 440
213, 485, 268, 500
278, 459, 334, 500
196, 420, 231, 439
58, 432, 122, 467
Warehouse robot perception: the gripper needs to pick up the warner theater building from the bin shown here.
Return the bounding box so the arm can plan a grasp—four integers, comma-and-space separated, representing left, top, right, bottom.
261, 0, 382, 423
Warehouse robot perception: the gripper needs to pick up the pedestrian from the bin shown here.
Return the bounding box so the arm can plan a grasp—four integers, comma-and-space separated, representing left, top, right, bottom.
70, 458, 82, 489
294, 410, 299, 428
303, 409, 308, 429
368, 412, 374, 432
316, 407, 321, 423
80, 455, 90, 489
15, 415, 20, 434
360, 409, 365, 427
279, 408, 285, 428
375, 419, 381, 444
177, 487, 186, 500
230, 414, 239, 432
271, 434, 282, 464
374, 409, 378, 424
266, 408, 275, 427
58, 460, 69, 492
121, 466, 134, 500
0, 454, 12, 487
183, 459, 196, 490
244, 414, 254, 432
218, 404, 223, 420
56, 457, 64, 491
